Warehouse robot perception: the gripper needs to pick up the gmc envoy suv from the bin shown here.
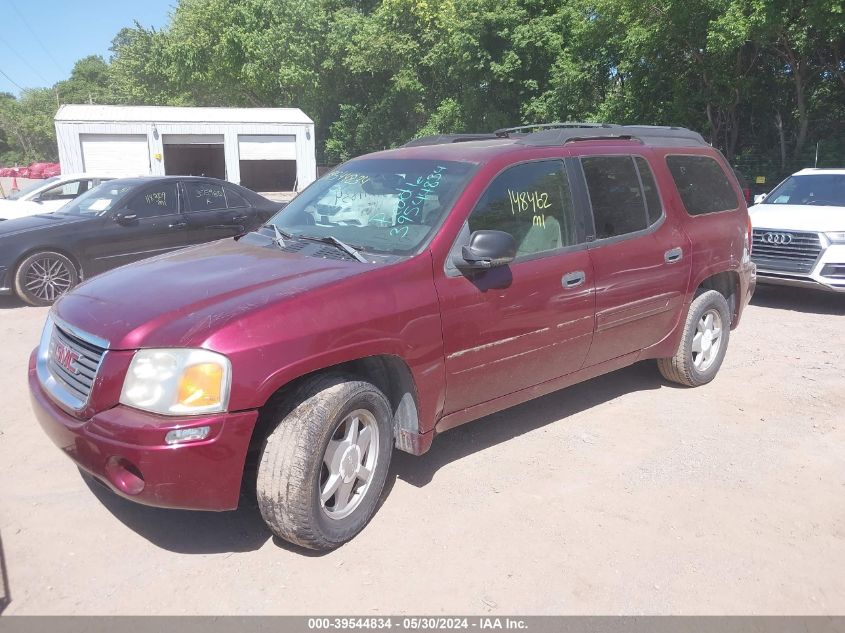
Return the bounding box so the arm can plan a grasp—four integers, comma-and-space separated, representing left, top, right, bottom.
29, 123, 756, 550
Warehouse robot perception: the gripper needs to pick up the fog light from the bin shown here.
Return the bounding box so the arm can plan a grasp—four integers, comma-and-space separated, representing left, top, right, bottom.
165, 426, 211, 445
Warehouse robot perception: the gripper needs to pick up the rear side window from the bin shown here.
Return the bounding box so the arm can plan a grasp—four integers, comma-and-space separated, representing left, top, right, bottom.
224, 187, 249, 209
468, 160, 578, 258
666, 155, 738, 215
185, 182, 227, 211
581, 156, 649, 239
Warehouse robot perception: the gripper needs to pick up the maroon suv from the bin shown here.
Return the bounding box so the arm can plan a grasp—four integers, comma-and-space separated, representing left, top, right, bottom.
29, 124, 756, 550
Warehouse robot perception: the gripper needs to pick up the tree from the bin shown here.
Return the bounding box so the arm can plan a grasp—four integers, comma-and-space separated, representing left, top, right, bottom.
54, 56, 117, 105
0, 89, 59, 164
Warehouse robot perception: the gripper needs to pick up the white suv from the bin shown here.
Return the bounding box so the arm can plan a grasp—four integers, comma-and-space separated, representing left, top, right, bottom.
0, 174, 113, 221
749, 168, 845, 293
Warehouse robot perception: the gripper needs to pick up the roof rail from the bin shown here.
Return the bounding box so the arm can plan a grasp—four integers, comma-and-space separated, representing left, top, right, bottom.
402, 133, 501, 148
401, 123, 709, 150
520, 124, 708, 148
494, 122, 616, 138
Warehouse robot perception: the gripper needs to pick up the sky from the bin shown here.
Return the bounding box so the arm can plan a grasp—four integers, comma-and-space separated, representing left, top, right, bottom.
0, 0, 175, 95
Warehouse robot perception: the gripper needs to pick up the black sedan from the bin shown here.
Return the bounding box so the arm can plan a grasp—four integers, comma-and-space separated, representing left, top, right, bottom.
0, 176, 283, 306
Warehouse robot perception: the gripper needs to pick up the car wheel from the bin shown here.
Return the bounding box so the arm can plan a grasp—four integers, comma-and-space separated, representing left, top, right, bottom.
256, 374, 393, 551
657, 289, 731, 387
14, 251, 80, 307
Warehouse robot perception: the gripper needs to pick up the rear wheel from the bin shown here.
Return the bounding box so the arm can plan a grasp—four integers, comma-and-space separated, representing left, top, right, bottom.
256, 374, 393, 551
14, 251, 79, 307
658, 290, 731, 387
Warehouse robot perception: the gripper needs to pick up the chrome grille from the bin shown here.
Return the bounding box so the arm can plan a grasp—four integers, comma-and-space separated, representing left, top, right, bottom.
47, 325, 106, 404
752, 229, 822, 274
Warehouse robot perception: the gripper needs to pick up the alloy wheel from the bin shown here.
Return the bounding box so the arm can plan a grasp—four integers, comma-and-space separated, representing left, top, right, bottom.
319, 409, 380, 520
24, 256, 73, 302
691, 309, 723, 372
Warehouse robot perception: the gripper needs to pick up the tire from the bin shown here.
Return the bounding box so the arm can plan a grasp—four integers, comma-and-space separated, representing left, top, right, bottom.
658, 289, 731, 387
257, 374, 394, 551
14, 251, 79, 307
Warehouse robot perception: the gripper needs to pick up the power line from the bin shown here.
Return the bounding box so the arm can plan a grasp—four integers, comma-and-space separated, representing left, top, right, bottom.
7, 0, 65, 75
0, 66, 25, 92
0, 34, 51, 85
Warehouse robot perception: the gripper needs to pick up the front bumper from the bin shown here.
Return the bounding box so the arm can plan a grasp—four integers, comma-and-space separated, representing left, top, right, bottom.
753, 238, 845, 293
29, 350, 259, 511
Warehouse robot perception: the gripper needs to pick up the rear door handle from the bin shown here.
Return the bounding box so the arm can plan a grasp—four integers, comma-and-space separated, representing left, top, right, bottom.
169, 220, 188, 229
664, 247, 683, 263
562, 270, 586, 288
232, 214, 248, 222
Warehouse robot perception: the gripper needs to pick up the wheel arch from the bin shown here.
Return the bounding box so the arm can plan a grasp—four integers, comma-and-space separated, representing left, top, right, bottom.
13, 246, 84, 280
248, 354, 428, 458
695, 269, 740, 326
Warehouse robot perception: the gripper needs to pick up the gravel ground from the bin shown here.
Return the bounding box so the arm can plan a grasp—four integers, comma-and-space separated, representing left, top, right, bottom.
0, 284, 843, 615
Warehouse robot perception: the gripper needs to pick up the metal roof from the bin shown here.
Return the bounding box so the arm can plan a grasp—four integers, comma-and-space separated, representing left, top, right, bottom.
55, 104, 313, 125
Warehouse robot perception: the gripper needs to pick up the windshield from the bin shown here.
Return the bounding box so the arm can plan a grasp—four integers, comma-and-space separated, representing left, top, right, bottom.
267, 158, 476, 255
57, 182, 135, 216
6, 177, 60, 201
764, 174, 845, 207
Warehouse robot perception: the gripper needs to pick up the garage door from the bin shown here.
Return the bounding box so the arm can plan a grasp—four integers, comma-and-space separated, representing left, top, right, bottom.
163, 134, 224, 145
238, 135, 296, 160
81, 134, 150, 176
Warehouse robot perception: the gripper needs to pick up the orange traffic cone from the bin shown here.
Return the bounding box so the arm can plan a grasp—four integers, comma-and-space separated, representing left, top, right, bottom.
10, 175, 18, 192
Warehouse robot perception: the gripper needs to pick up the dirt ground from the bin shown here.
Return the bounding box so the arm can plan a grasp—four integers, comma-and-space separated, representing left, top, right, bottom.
0, 285, 843, 615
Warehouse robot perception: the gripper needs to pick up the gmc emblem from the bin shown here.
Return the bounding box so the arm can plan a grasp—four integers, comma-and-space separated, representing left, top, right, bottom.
55, 341, 81, 375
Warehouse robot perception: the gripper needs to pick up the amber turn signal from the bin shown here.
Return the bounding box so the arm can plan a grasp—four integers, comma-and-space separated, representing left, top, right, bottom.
177, 363, 225, 408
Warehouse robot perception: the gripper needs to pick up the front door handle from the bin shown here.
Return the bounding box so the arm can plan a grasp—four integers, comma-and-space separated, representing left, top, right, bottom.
664, 247, 683, 263
169, 220, 188, 229
232, 214, 248, 222
562, 270, 586, 288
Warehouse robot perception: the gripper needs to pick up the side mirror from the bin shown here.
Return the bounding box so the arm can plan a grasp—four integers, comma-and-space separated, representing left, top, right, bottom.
753, 194, 766, 205
114, 211, 138, 226
453, 230, 516, 271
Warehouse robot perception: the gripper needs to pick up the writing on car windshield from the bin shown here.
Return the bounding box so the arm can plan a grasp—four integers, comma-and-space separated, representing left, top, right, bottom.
268, 159, 475, 254
59, 184, 134, 216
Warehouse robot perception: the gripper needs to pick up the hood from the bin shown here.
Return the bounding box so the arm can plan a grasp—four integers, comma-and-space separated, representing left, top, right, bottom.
0, 212, 87, 237
749, 203, 844, 233
0, 199, 39, 220
54, 236, 370, 350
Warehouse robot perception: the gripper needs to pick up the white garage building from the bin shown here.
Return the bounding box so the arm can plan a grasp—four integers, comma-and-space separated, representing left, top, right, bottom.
54, 104, 317, 192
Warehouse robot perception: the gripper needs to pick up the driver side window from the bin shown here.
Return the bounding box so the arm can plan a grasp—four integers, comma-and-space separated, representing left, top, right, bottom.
467, 160, 578, 259
128, 183, 180, 218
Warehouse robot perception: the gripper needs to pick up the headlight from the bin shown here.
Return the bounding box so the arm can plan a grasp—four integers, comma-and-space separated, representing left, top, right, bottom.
824, 232, 845, 244
119, 349, 232, 416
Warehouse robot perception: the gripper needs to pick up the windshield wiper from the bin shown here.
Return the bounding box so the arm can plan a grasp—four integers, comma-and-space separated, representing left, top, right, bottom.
264, 223, 295, 248
298, 234, 369, 263
264, 224, 368, 263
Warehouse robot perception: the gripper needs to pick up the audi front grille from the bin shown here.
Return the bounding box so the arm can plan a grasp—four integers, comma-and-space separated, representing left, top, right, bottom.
751, 229, 822, 274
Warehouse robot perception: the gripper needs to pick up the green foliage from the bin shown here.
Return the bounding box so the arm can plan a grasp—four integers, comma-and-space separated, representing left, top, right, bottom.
0, 89, 59, 164
0, 0, 842, 179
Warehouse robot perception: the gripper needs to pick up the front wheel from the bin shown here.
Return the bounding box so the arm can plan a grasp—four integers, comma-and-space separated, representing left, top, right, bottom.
14, 251, 79, 307
657, 289, 731, 387
256, 375, 393, 550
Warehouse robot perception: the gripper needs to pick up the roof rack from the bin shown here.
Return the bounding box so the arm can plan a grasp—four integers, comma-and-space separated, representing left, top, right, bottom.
401, 123, 709, 150
517, 123, 708, 148
494, 122, 617, 138
402, 133, 501, 148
